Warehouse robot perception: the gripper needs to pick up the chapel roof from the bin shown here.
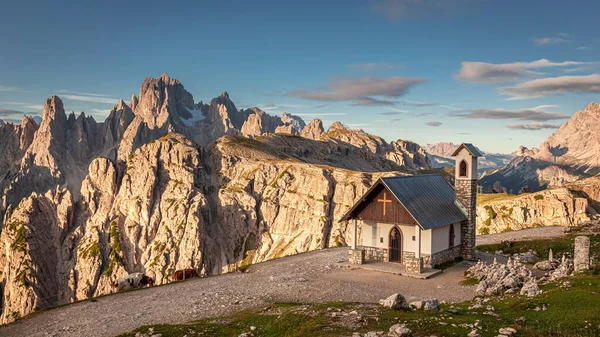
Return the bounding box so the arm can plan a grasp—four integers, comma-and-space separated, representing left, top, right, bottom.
341, 174, 468, 230
451, 143, 483, 157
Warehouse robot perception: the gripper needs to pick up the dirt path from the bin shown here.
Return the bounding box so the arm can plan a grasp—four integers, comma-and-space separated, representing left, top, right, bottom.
1, 227, 567, 337
0, 248, 477, 337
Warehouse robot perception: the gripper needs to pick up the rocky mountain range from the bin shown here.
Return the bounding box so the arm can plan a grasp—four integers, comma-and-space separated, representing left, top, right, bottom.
480, 102, 600, 193
425, 142, 513, 176
0, 74, 432, 324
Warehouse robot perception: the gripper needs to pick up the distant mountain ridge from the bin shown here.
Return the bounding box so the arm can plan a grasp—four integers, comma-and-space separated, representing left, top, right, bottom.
425, 142, 513, 176
480, 102, 600, 193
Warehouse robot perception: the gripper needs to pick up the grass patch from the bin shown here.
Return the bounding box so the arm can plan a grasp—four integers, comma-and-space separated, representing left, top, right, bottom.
534, 194, 545, 200
477, 193, 526, 206
476, 230, 600, 260
119, 273, 600, 337
459, 277, 479, 286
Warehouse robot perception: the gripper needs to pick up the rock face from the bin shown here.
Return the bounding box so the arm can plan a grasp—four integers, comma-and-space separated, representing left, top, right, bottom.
300, 119, 324, 140
323, 122, 432, 170
476, 188, 591, 234
0, 74, 437, 324
481, 102, 600, 193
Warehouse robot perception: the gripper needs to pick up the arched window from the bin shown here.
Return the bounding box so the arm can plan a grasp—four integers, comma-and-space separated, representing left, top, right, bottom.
449, 224, 455, 248
459, 160, 468, 177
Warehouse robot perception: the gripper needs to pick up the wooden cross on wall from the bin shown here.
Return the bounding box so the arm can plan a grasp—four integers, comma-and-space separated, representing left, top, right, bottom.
378, 192, 392, 216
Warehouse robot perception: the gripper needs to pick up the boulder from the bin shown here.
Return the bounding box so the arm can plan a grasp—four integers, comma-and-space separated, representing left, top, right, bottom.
379, 294, 409, 310
388, 324, 412, 337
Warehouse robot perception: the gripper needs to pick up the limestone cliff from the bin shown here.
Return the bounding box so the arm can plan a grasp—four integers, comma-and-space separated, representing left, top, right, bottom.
0, 74, 434, 324
476, 189, 592, 235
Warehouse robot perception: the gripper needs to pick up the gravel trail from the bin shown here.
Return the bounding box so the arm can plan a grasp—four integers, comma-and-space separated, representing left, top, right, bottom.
0, 248, 476, 337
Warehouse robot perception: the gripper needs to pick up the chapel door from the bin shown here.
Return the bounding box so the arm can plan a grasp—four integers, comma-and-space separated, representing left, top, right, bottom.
389, 227, 402, 262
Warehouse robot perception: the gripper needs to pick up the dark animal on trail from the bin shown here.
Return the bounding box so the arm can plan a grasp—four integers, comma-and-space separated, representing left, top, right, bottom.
112, 273, 154, 292
174, 269, 199, 281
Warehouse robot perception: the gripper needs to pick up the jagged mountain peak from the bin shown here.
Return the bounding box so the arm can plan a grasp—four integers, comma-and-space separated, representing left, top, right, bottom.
42, 95, 67, 122
584, 102, 600, 113
328, 121, 347, 131
130, 94, 138, 110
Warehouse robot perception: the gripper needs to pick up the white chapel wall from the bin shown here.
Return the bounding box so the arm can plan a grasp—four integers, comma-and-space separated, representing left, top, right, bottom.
428, 223, 462, 254
361, 221, 416, 253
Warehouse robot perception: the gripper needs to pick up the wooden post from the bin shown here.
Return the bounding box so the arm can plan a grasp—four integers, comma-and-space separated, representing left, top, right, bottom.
352, 219, 358, 250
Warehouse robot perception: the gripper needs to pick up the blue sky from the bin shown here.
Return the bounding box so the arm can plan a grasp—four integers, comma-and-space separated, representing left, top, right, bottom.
2, 0, 600, 153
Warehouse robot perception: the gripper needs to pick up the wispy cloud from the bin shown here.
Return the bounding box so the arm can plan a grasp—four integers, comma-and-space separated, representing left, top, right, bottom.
288, 76, 429, 105
61, 94, 119, 104
314, 104, 329, 109
455, 59, 597, 84
532, 34, 571, 46
506, 122, 562, 130
577, 46, 592, 51
398, 99, 459, 110
450, 105, 568, 121
499, 74, 600, 100
0, 108, 25, 116
294, 112, 348, 116
346, 63, 399, 71
0, 85, 20, 92
370, 0, 483, 21
56, 90, 112, 97
426, 121, 443, 127
351, 97, 397, 106
457, 132, 471, 135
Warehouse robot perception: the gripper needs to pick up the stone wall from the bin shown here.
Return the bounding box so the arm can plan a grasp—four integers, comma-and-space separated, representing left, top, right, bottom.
422, 245, 462, 268
363, 246, 388, 263
348, 249, 365, 265
456, 179, 477, 259
403, 251, 423, 274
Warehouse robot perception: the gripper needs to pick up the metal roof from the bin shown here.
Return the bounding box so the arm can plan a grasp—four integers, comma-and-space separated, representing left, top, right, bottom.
379, 174, 468, 230
451, 143, 483, 157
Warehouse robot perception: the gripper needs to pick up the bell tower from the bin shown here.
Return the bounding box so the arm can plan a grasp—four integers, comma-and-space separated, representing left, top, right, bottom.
451, 143, 481, 260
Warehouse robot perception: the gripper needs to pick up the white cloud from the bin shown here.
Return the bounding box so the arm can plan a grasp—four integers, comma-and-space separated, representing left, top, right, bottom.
370, 0, 483, 20
455, 59, 596, 84
61, 94, 119, 104
0, 85, 19, 92
577, 46, 592, 51
506, 122, 561, 130
450, 105, 568, 121
294, 112, 348, 116
532, 35, 570, 46
288, 76, 429, 102
499, 74, 600, 100
56, 90, 111, 97
346, 63, 399, 71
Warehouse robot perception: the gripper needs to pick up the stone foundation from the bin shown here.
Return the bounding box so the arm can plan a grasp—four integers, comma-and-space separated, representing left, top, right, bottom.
422, 245, 462, 268
363, 246, 388, 262
348, 249, 365, 265
403, 251, 423, 274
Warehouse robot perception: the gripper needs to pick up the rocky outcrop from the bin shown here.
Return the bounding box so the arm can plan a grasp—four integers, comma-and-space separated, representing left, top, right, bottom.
476, 188, 591, 234
300, 119, 324, 140
0, 116, 38, 187
0, 188, 75, 323
323, 122, 432, 170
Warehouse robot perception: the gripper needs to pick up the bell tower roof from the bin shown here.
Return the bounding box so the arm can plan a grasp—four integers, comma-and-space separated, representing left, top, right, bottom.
451, 143, 483, 157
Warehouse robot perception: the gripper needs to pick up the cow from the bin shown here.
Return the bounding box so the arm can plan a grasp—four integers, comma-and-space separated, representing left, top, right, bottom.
112, 273, 154, 292
174, 269, 199, 281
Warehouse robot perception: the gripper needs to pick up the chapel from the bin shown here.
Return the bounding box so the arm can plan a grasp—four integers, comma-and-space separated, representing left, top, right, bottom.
342, 143, 481, 274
